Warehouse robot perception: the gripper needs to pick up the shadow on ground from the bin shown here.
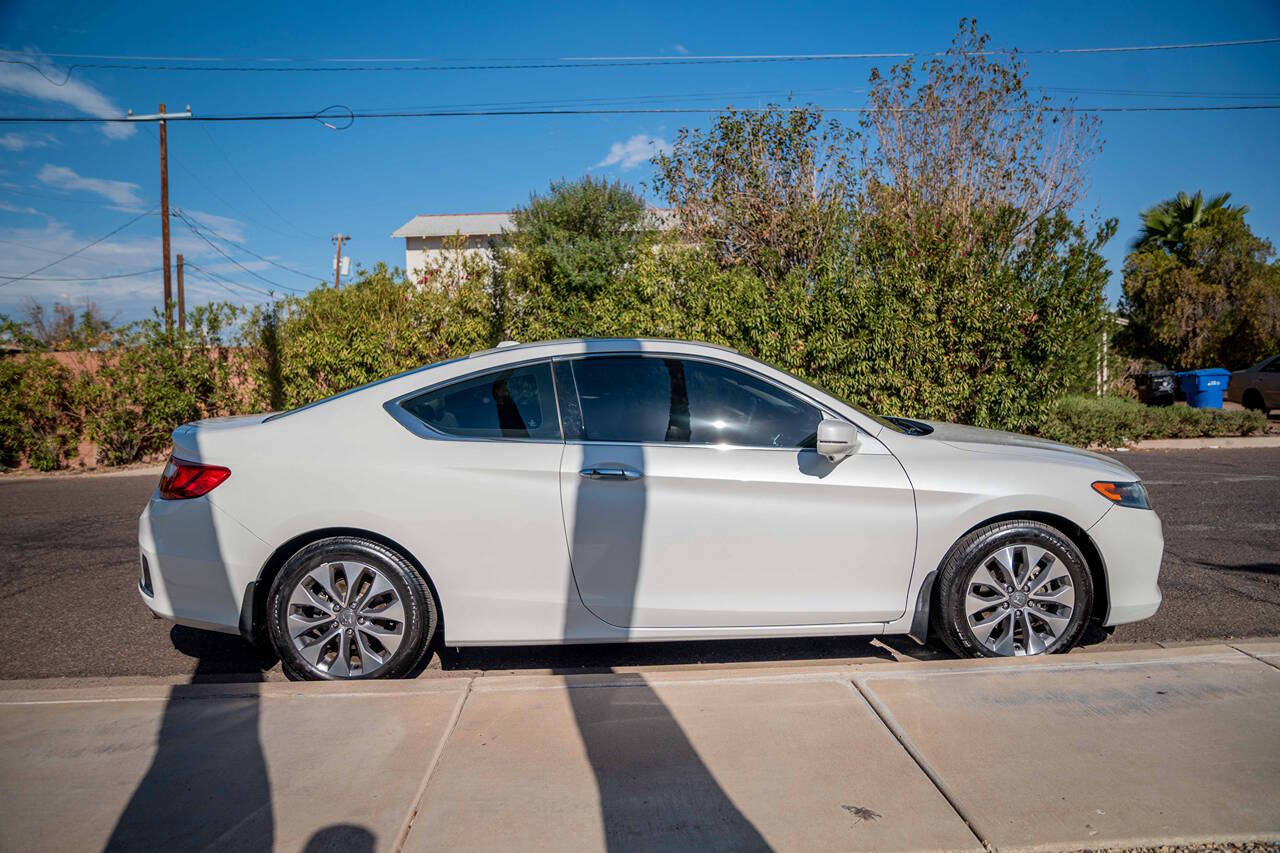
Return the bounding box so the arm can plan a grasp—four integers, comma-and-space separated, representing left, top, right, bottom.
169, 625, 278, 681
438, 634, 911, 672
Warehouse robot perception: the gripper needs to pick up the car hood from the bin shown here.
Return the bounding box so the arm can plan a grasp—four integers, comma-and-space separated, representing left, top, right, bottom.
918, 420, 1140, 479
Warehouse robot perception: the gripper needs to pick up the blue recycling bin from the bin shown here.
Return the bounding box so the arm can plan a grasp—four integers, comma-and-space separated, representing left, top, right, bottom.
1175, 368, 1231, 408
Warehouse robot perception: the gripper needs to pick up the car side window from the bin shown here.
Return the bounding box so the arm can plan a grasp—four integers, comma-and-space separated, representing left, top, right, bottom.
400, 362, 560, 440
569, 356, 821, 448
1264, 357, 1280, 373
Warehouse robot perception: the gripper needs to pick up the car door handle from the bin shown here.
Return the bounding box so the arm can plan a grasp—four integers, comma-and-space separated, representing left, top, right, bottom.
579, 466, 643, 481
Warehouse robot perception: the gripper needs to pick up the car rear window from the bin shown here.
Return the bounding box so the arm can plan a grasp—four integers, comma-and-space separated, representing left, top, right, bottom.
400, 362, 560, 440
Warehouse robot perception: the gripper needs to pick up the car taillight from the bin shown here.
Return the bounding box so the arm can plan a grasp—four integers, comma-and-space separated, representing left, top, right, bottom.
158, 456, 231, 500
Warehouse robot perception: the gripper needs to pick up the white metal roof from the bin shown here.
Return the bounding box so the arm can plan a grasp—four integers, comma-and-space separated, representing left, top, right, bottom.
392, 212, 512, 239
391, 208, 678, 239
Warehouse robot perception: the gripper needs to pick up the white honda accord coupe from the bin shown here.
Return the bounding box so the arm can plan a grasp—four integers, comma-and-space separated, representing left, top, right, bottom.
138, 338, 1163, 679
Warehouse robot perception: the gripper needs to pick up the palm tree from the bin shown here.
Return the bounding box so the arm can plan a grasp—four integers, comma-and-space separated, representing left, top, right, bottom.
1133, 190, 1247, 256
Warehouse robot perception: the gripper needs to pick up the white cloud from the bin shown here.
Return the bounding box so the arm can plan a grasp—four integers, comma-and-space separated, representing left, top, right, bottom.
37, 165, 143, 209
0, 200, 42, 215
672, 44, 689, 55
593, 134, 671, 171
0, 54, 134, 139
0, 217, 276, 320
181, 208, 248, 244
0, 132, 52, 152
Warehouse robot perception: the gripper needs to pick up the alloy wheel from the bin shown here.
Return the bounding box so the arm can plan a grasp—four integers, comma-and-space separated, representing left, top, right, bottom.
964, 542, 1075, 656
285, 560, 406, 677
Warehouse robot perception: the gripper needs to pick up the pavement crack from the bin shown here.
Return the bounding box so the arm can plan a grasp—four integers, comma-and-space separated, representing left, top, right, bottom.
1228, 644, 1280, 672
394, 677, 473, 852
846, 677, 992, 851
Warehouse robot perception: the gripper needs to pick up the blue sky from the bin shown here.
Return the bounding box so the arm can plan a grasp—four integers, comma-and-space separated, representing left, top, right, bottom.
2, 0, 1279, 324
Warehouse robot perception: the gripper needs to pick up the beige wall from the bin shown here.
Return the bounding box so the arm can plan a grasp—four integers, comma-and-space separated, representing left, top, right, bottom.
404, 235, 496, 282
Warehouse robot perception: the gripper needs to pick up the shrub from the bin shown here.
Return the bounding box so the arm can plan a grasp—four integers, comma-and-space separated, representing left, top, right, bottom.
0, 355, 79, 470
1039, 394, 1267, 447
79, 305, 248, 466
240, 261, 497, 411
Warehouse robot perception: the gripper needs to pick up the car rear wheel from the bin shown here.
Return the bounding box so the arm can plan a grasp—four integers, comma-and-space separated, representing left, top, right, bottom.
1242, 389, 1267, 412
267, 536, 437, 680
933, 520, 1093, 658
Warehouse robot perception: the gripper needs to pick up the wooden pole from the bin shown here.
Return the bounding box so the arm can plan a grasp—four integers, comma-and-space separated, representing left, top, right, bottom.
176, 253, 185, 334
159, 103, 172, 334
332, 233, 348, 290
330, 233, 350, 289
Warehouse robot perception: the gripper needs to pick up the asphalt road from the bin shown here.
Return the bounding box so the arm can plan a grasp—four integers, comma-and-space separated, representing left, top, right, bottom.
1, 448, 1276, 681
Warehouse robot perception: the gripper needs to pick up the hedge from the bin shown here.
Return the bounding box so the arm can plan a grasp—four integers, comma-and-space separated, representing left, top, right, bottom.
1039, 394, 1268, 448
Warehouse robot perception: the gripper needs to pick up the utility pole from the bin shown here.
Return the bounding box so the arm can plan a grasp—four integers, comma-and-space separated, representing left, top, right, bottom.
176, 253, 185, 334
332, 234, 350, 290
128, 104, 190, 332
159, 103, 172, 334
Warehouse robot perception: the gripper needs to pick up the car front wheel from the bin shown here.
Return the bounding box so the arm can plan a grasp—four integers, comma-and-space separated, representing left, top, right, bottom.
933, 520, 1093, 658
267, 536, 437, 680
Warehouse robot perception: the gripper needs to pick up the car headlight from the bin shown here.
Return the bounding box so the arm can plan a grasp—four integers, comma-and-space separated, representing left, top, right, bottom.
1091, 480, 1151, 510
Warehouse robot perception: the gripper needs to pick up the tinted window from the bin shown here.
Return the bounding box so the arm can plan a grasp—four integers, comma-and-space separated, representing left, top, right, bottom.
401, 362, 560, 439
570, 356, 820, 448
1264, 357, 1280, 373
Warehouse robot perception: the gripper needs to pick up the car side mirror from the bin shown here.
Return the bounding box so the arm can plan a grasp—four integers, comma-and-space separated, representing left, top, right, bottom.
816, 418, 859, 462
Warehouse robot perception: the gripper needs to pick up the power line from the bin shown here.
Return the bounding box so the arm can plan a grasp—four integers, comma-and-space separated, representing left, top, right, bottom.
183, 261, 278, 300
0, 267, 162, 281
0, 185, 160, 209
0, 207, 156, 289
141, 125, 324, 244
1044, 86, 1280, 100
3, 36, 1277, 77
180, 205, 327, 281
174, 210, 305, 293
3, 103, 1279, 130
196, 123, 325, 240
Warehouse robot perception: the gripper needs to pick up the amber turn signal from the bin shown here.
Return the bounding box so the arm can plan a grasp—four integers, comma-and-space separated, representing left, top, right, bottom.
1091, 481, 1151, 509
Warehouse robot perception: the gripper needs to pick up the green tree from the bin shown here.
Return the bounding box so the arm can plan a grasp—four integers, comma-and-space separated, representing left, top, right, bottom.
1133, 190, 1245, 258
858, 18, 1101, 244
653, 106, 855, 284
1121, 204, 1280, 368
496, 176, 657, 339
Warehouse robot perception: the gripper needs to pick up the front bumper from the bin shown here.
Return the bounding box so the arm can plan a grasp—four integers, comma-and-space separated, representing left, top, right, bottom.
1087, 504, 1164, 626
137, 491, 272, 635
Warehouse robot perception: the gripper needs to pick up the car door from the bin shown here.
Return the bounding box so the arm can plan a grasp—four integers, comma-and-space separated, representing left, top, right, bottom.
387, 359, 571, 641
556, 354, 917, 629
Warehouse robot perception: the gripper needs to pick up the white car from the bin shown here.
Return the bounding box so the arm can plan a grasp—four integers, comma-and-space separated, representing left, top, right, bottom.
138, 338, 1163, 679
1227, 354, 1280, 412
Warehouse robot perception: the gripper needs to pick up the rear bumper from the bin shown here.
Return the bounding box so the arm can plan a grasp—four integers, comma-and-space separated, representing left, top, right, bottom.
1088, 504, 1164, 626
137, 492, 272, 635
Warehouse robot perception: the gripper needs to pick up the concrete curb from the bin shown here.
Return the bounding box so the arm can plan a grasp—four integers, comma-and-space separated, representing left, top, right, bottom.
2, 640, 1277, 852
1103, 435, 1280, 451
0, 637, 1273, 693
0, 463, 165, 483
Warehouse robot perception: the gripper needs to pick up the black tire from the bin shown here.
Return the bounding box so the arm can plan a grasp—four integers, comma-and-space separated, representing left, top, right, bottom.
932, 520, 1093, 658
267, 536, 437, 681
1242, 389, 1267, 412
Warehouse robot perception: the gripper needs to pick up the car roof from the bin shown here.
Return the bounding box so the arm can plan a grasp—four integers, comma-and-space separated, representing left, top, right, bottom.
465, 337, 740, 359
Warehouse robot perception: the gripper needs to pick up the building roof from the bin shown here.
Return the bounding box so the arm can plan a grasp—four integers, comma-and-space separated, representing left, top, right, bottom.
392, 208, 678, 239
392, 212, 513, 239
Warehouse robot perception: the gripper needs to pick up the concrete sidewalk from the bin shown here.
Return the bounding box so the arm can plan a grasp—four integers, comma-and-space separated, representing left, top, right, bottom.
1, 643, 1277, 852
